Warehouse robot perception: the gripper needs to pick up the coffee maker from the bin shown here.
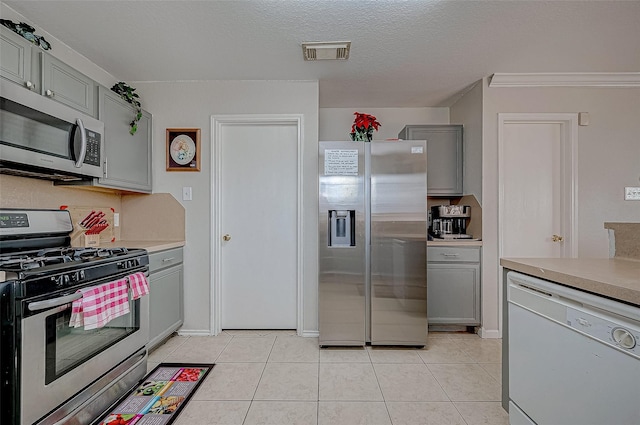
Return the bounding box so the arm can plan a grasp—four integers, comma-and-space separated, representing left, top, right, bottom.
429, 205, 472, 239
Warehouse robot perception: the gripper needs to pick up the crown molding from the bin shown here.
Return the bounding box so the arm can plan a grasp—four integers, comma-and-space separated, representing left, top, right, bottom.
489, 73, 640, 88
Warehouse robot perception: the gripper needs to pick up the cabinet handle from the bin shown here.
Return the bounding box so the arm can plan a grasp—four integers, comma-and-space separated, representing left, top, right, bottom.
103, 157, 108, 179
161, 257, 175, 263
45, 89, 55, 97
25, 80, 35, 90
442, 253, 460, 257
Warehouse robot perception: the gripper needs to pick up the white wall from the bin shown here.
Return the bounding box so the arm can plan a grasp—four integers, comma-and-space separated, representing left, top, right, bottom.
481, 79, 640, 336
135, 80, 319, 334
319, 107, 449, 141
450, 80, 483, 204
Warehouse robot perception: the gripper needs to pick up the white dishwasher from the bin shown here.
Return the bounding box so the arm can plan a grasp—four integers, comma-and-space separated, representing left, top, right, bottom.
507, 271, 640, 425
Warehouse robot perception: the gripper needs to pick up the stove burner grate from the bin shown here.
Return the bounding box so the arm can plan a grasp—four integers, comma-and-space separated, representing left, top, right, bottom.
0, 247, 132, 271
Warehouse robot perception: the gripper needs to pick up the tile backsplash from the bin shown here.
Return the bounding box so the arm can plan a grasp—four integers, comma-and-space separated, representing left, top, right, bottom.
0, 175, 122, 241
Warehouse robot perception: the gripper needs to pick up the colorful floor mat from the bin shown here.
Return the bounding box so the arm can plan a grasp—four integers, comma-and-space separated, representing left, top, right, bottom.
96, 363, 214, 425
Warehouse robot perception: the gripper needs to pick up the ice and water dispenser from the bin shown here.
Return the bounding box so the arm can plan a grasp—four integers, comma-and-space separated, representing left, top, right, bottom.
328, 210, 355, 247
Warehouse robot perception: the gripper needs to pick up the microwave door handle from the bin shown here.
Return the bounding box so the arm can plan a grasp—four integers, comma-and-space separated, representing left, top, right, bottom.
74, 118, 87, 168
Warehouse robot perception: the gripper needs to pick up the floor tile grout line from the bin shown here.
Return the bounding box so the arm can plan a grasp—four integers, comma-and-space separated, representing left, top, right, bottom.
240, 332, 275, 425
424, 362, 455, 403
211, 333, 235, 363
451, 399, 473, 425
368, 354, 395, 423
249, 335, 277, 400
317, 347, 321, 425
150, 333, 191, 362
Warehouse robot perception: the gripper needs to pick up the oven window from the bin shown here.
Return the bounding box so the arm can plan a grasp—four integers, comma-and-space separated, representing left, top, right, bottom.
44, 298, 140, 384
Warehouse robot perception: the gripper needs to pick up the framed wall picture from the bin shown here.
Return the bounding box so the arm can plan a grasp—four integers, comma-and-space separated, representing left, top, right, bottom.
166, 128, 201, 171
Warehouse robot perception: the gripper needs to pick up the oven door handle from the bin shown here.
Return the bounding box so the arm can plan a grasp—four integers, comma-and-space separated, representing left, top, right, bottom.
28, 292, 83, 312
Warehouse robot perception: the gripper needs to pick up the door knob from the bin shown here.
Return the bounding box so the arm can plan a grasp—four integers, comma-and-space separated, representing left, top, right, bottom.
223, 234, 231, 241
552, 234, 564, 242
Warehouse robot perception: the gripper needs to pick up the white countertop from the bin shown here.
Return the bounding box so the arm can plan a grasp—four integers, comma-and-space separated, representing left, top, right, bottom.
99, 240, 185, 253
428, 240, 483, 247
501, 257, 640, 306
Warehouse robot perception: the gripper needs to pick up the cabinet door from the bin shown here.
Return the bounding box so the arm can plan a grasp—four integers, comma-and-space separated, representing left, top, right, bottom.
148, 265, 184, 350
399, 125, 463, 196
427, 263, 480, 325
41, 53, 96, 116
98, 86, 152, 193
0, 28, 34, 89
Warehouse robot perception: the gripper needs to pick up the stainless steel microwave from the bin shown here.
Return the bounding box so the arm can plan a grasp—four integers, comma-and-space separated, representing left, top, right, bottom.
0, 79, 104, 181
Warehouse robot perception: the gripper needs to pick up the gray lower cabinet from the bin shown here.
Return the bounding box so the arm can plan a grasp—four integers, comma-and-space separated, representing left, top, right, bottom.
0, 27, 35, 90
148, 247, 184, 350
427, 246, 481, 325
398, 125, 463, 196
97, 86, 153, 193
40, 53, 96, 116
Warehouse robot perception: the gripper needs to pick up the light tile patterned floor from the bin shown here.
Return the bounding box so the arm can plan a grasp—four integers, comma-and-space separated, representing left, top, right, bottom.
147, 331, 508, 425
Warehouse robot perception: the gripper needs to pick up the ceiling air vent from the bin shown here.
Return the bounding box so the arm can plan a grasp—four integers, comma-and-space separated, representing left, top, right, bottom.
302, 41, 351, 61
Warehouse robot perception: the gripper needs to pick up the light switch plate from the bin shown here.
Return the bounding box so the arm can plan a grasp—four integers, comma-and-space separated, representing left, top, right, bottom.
113, 213, 120, 227
625, 187, 640, 200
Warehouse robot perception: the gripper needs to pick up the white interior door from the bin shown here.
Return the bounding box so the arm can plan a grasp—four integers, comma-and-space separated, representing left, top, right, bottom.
499, 114, 578, 259
216, 119, 299, 329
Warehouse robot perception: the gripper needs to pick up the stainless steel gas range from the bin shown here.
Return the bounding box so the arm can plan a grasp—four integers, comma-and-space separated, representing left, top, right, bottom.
0, 209, 150, 425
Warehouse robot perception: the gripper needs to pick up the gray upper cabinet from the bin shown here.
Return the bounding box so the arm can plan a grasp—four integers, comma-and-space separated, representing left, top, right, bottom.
98, 86, 152, 193
41, 53, 96, 116
399, 125, 463, 196
0, 28, 35, 90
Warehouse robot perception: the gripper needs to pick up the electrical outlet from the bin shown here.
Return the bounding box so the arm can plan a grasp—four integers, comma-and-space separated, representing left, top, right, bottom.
625, 187, 640, 200
182, 186, 193, 201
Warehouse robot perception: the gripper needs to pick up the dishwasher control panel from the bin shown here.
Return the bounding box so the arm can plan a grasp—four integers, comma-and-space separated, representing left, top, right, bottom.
567, 307, 640, 357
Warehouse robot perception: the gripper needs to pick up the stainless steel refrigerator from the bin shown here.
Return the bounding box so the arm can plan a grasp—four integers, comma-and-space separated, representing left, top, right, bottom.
319, 140, 428, 347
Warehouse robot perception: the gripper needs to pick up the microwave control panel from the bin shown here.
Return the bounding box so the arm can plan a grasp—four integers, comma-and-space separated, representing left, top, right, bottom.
84, 130, 101, 166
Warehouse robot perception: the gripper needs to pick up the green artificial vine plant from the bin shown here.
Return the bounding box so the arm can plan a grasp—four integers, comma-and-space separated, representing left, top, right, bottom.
111, 82, 143, 135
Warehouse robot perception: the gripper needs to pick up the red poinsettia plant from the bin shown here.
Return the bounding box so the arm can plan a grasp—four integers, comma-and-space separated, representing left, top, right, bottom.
350, 112, 381, 142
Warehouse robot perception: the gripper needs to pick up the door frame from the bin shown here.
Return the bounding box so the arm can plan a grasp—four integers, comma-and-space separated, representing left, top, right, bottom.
498, 112, 579, 260
210, 114, 304, 335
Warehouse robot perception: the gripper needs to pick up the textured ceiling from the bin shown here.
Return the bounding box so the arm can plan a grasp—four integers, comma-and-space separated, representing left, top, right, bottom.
4, 0, 640, 107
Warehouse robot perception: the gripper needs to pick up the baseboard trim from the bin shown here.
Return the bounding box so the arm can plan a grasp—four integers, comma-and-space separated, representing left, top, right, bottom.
177, 329, 212, 337
301, 330, 319, 338
478, 327, 501, 339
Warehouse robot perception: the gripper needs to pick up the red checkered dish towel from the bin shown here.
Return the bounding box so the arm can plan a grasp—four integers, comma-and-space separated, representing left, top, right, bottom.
69, 279, 130, 330
127, 272, 150, 300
